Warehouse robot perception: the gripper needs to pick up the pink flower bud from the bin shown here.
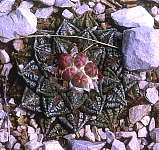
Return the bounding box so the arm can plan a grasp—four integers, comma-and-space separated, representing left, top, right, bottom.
58, 53, 73, 69
84, 62, 98, 77
62, 67, 77, 81
74, 53, 87, 68
71, 72, 88, 88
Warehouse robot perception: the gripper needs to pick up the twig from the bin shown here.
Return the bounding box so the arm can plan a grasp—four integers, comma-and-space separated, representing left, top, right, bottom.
15, 33, 118, 49
82, 44, 95, 53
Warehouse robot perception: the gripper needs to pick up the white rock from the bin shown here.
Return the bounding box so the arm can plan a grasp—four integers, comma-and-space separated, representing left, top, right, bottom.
122, 27, 159, 70
30, 119, 38, 129
15, 107, 26, 117
55, 0, 75, 8
6, 135, 17, 149
111, 139, 126, 150
153, 143, 159, 150
105, 130, 115, 144
0, 50, 10, 64
0, 110, 6, 119
38, 134, 44, 143
135, 122, 144, 130
141, 116, 151, 126
94, 3, 105, 14
0, 129, 8, 143
1, 63, 13, 76
149, 117, 156, 132
13, 143, 21, 150
28, 126, 35, 134
140, 72, 147, 80
18, 64, 24, 71
35, 7, 54, 19
85, 125, 95, 142
98, 128, 106, 140
75, 4, 92, 15
148, 142, 155, 150
116, 131, 140, 150
138, 81, 148, 89
78, 128, 84, 137
92, 126, 101, 141
13, 39, 25, 51
146, 87, 159, 104
150, 128, 159, 142
29, 133, 38, 141
43, 140, 64, 150
25, 139, 43, 150
138, 127, 148, 137
96, 13, 105, 22
19, 1, 34, 9
155, 14, 159, 22
0, 0, 15, 17
69, 140, 106, 150
111, 6, 154, 28
64, 134, 76, 140
62, 9, 74, 19
0, 7, 37, 43
88, 2, 95, 8
151, 6, 159, 17
33, 0, 55, 6
129, 105, 151, 124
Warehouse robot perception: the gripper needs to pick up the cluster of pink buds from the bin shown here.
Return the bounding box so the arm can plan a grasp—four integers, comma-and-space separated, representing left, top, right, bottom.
58, 53, 98, 91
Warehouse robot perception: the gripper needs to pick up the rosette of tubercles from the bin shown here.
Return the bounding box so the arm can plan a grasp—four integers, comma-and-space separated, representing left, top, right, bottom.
58, 53, 98, 91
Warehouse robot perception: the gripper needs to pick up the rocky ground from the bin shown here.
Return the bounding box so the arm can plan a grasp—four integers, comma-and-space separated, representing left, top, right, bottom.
1, 0, 159, 150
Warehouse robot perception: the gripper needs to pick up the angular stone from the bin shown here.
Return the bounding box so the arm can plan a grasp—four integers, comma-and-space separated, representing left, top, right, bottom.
129, 105, 151, 124
15, 107, 26, 117
19, 1, 34, 9
138, 81, 148, 89
146, 87, 159, 104
13, 39, 25, 51
149, 117, 156, 132
138, 127, 148, 137
55, 0, 75, 8
94, 3, 105, 14
141, 116, 151, 126
29, 133, 38, 141
75, 4, 92, 15
153, 143, 159, 150
0, 0, 15, 17
25, 139, 43, 150
151, 6, 159, 17
30, 119, 38, 129
35, 7, 54, 19
88, 2, 95, 8
135, 122, 144, 130
68, 140, 106, 150
92, 126, 101, 141
0, 7, 37, 43
62, 9, 74, 19
98, 128, 106, 140
150, 128, 159, 142
64, 134, 76, 140
13, 143, 21, 150
96, 13, 105, 22
0, 129, 8, 143
122, 27, 159, 70
33, 0, 55, 6
6, 135, 17, 149
43, 140, 64, 150
111, 6, 154, 28
84, 125, 95, 142
111, 139, 126, 150
105, 130, 115, 144
0, 50, 10, 64
28, 126, 35, 134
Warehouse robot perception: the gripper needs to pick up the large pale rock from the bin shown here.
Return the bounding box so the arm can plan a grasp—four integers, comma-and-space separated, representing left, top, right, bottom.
0, 7, 37, 43
55, 0, 75, 8
68, 140, 106, 150
25, 139, 43, 150
0, 0, 15, 16
146, 87, 159, 104
138, 127, 148, 137
129, 105, 151, 124
0, 49, 10, 64
111, 6, 154, 28
122, 27, 159, 70
75, 4, 92, 15
0, 129, 8, 143
111, 139, 126, 150
43, 140, 64, 150
19, 1, 34, 9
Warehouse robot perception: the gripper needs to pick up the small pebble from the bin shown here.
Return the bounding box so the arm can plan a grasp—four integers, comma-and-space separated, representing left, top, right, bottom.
6, 135, 17, 149
0, 129, 8, 143
96, 13, 105, 22
94, 3, 105, 14
140, 72, 147, 80
151, 6, 159, 17
105, 130, 115, 144
25, 139, 43, 150
146, 87, 159, 104
29, 133, 38, 141
28, 126, 35, 134
88, 2, 95, 8
75, 4, 92, 15
92, 126, 101, 141
43, 140, 64, 150
30, 119, 38, 129
62, 9, 74, 19
150, 128, 159, 143
138, 81, 148, 89
35, 7, 54, 19
13, 143, 21, 150
111, 139, 126, 150
13, 39, 25, 51
98, 128, 106, 140
19, 1, 34, 9
0, 50, 10, 64
135, 122, 144, 130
